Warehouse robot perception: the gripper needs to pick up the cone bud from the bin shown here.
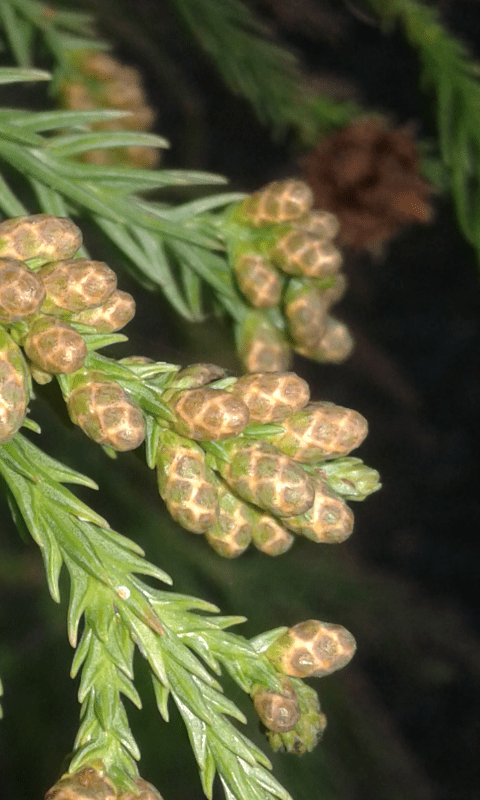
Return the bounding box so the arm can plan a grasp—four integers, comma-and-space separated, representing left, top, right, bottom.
237, 180, 313, 227
0, 328, 30, 443
266, 682, 327, 754
217, 440, 314, 518
233, 252, 283, 308
156, 430, 218, 533
68, 371, 145, 451
283, 479, 354, 543
23, 316, 87, 374
321, 273, 348, 308
205, 482, 253, 557
294, 210, 340, 240
272, 230, 342, 278
231, 372, 310, 423
45, 766, 116, 800
317, 457, 381, 501
118, 777, 164, 800
268, 401, 368, 463
236, 312, 291, 373
284, 281, 328, 348
252, 678, 300, 733
0, 215, 82, 265
295, 316, 354, 363
166, 363, 226, 390
0, 258, 46, 321
71, 290, 135, 332
250, 512, 294, 556
39, 258, 117, 314
266, 620, 356, 678
169, 387, 250, 441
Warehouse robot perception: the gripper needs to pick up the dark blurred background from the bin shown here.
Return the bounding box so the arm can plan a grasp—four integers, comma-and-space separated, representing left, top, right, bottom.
1, 1, 480, 799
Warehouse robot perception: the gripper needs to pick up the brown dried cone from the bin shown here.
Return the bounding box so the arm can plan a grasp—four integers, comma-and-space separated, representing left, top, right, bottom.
71, 290, 135, 332
300, 117, 433, 251
205, 481, 254, 557
235, 179, 314, 227
271, 229, 342, 278
216, 439, 314, 518
0, 215, 82, 266
0, 258, 46, 322
266, 681, 327, 755
156, 430, 218, 533
294, 316, 354, 363
67, 371, 146, 451
0, 327, 31, 443
39, 259, 117, 315
233, 252, 283, 308
266, 619, 356, 679
230, 371, 310, 423
45, 765, 116, 800
118, 777, 164, 800
168, 386, 250, 441
236, 312, 291, 373
251, 677, 300, 733
282, 477, 354, 543
267, 400, 368, 462
284, 279, 329, 349
23, 316, 87, 374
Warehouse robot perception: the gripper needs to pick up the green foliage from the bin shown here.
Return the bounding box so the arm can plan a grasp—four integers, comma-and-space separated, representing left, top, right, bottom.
366, 0, 480, 262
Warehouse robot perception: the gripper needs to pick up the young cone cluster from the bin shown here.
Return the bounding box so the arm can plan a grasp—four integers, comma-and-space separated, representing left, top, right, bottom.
45, 766, 164, 800
249, 619, 354, 754
0, 214, 140, 449
227, 179, 353, 370
58, 49, 160, 168
156, 367, 379, 557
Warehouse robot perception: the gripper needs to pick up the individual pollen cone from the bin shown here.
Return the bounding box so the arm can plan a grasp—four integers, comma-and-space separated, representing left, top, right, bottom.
272, 229, 342, 278
266, 681, 327, 755
266, 619, 356, 679
166, 363, 226, 390
0, 258, 46, 322
217, 440, 314, 518
44, 765, 116, 800
23, 316, 87, 374
282, 479, 354, 543
39, 258, 117, 314
118, 777, 165, 800
321, 273, 348, 308
0, 215, 82, 265
316, 457, 381, 501
71, 290, 135, 332
252, 678, 300, 733
236, 312, 291, 373
169, 387, 250, 441
268, 401, 368, 462
250, 512, 294, 556
284, 280, 328, 349
67, 371, 145, 451
294, 316, 354, 363
294, 209, 340, 240
237, 179, 314, 227
233, 252, 283, 308
0, 328, 30, 443
156, 430, 218, 533
205, 482, 253, 557
231, 371, 310, 423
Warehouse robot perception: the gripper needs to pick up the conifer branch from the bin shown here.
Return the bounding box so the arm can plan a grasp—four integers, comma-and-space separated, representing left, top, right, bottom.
366, 0, 480, 261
